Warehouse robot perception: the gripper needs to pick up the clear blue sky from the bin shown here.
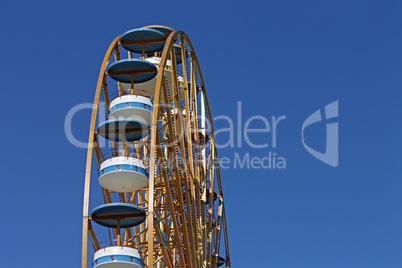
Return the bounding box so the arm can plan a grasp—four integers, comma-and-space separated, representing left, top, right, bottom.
1, 0, 401, 267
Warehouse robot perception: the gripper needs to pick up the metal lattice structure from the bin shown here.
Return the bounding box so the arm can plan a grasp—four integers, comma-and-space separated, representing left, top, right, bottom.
81, 25, 230, 268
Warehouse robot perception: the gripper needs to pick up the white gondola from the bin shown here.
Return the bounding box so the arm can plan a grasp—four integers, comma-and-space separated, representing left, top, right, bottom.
93, 246, 144, 268
99, 156, 148, 193
109, 95, 153, 126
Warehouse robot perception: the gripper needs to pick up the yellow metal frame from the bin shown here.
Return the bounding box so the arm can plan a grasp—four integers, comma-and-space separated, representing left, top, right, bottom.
81, 27, 230, 268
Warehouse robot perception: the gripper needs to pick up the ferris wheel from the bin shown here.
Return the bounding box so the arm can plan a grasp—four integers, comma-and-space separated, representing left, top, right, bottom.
81, 25, 231, 268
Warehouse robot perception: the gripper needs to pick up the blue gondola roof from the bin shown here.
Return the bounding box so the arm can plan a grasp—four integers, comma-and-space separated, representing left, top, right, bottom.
107, 59, 157, 84
121, 28, 166, 54
98, 118, 149, 142
91, 203, 146, 228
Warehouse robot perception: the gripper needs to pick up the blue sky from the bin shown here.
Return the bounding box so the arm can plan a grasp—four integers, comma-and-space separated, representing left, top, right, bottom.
0, 0, 401, 267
